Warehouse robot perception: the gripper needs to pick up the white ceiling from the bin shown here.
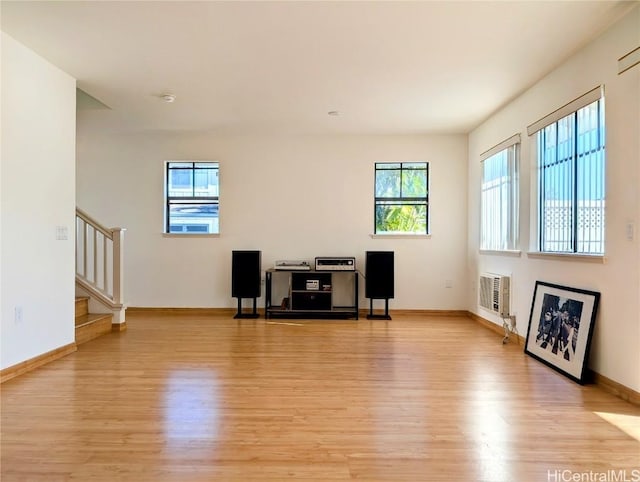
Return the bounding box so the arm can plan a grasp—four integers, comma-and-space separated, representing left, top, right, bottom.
1, 1, 636, 135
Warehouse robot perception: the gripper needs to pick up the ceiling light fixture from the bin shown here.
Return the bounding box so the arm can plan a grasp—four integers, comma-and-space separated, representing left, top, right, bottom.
161, 93, 176, 103
328, 110, 340, 116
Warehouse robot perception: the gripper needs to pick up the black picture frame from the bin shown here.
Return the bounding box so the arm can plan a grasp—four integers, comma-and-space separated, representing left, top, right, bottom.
524, 281, 600, 384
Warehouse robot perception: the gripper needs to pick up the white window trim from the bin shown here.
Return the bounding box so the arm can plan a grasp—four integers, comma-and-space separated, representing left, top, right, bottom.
162, 233, 220, 239
370, 233, 432, 239
526, 251, 606, 263
479, 249, 521, 257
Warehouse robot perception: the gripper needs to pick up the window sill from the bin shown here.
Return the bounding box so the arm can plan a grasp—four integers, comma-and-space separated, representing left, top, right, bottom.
162, 233, 220, 238
479, 249, 522, 257
526, 251, 606, 263
370, 233, 431, 239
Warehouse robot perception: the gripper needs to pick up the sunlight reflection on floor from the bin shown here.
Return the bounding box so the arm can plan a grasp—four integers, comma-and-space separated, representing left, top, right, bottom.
593, 411, 640, 441
164, 370, 220, 445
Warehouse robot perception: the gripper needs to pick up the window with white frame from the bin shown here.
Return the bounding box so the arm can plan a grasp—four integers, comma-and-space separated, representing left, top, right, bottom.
165, 161, 219, 234
480, 135, 520, 251
528, 87, 605, 254
374, 162, 429, 234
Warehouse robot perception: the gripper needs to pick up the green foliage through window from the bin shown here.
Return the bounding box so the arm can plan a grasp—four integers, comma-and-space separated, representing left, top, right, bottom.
375, 162, 428, 234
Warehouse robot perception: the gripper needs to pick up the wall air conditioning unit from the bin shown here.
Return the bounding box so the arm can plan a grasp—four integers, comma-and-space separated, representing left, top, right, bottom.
479, 273, 510, 317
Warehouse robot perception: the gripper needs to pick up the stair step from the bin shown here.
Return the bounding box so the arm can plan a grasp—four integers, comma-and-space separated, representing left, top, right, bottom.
75, 297, 89, 318
75, 312, 111, 328
75, 313, 112, 345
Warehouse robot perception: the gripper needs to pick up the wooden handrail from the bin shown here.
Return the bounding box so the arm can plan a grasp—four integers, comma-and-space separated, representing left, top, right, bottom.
75, 208, 113, 239
75, 208, 125, 310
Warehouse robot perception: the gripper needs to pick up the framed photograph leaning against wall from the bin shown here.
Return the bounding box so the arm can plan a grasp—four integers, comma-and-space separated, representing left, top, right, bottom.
524, 281, 600, 384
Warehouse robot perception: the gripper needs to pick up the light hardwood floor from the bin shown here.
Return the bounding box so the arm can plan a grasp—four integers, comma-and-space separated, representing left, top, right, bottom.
1, 312, 639, 481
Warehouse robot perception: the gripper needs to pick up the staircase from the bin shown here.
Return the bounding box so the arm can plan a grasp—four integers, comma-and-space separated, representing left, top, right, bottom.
75, 208, 126, 338
75, 296, 113, 345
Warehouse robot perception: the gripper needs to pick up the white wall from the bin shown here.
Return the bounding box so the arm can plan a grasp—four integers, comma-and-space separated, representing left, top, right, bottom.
467, 7, 640, 392
76, 129, 468, 310
1, 33, 76, 369
11, 4, 636, 394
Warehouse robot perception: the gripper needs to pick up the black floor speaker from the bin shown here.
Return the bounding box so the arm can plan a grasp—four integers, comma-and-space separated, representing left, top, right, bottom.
365, 251, 394, 320
232, 250, 261, 318
365, 251, 394, 299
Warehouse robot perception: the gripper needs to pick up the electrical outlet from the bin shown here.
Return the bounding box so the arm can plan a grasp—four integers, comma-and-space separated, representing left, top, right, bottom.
626, 222, 635, 241
15, 306, 23, 323
445, 279, 453, 288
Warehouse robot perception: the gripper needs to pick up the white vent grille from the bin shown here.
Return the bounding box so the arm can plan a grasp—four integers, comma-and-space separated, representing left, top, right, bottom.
479, 273, 510, 317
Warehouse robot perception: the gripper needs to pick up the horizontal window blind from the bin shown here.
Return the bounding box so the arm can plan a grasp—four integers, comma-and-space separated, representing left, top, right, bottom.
618, 46, 640, 75
527, 86, 603, 136
480, 133, 521, 162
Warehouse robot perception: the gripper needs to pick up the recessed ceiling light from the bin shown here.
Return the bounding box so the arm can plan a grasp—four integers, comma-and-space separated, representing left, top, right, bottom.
328, 110, 340, 116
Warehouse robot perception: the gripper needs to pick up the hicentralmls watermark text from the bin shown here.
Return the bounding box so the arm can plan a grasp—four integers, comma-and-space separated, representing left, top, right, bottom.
547, 469, 640, 482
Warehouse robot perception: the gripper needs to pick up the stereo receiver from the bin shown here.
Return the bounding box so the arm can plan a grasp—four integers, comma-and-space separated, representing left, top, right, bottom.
315, 257, 356, 271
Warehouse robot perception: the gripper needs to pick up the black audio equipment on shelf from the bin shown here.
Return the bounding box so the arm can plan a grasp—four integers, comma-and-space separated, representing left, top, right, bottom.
264, 269, 358, 320
290, 272, 332, 311
232, 250, 261, 318
365, 251, 394, 320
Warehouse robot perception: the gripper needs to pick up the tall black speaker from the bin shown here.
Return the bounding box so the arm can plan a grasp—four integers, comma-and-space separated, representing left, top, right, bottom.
232, 250, 261, 318
365, 251, 394, 320
365, 251, 394, 299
